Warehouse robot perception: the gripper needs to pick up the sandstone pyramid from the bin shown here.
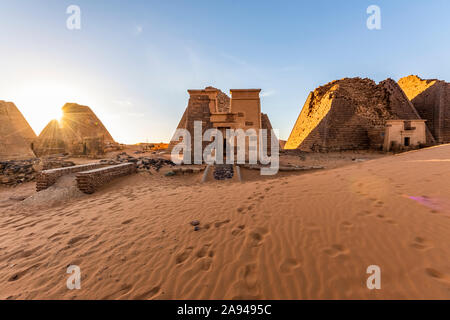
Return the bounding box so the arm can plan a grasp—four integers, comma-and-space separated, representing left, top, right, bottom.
285, 78, 434, 151
0, 101, 36, 160
398, 75, 450, 143
33, 120, 67, 156
35, 103, 116, 156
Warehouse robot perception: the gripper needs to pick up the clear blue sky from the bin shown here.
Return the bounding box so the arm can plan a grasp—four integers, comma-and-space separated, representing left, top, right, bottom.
1, 0, 449, 143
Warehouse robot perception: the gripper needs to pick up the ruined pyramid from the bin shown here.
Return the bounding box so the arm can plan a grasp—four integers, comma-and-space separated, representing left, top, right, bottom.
0, 101, 36, 160
285, 78, 434, 151
398, 75, 450, 143
35, 103, 116, 156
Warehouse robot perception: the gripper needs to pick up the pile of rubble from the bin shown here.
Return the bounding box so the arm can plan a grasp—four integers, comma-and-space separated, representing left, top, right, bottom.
100, 153, 176, 172
213, 164, 234, 180
0, 159, 39, 186
42, 159, 76, 170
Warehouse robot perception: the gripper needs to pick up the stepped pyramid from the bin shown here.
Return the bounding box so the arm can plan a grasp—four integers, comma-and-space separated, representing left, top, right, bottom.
398, 75, 450, 143
0, 101, 36, 160
285, 77, 434, 151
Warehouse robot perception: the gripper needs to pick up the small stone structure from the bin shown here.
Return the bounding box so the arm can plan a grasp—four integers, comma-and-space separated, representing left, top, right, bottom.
383, 120, 427, 151
36, 163, 104, 191
76, 163, 136, 194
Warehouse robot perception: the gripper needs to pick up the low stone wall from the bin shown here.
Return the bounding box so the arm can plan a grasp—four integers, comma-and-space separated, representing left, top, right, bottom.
76, 163, 137, 194
36, 163, 104, 192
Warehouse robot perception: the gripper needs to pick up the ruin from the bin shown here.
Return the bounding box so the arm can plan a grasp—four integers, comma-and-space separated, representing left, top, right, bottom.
167, 87, 277, 162
76, 163, 137, 194
34, 103, 118, 157
398, 75, 450, 143
0, 101, 36, 160
285, 77, 435, 152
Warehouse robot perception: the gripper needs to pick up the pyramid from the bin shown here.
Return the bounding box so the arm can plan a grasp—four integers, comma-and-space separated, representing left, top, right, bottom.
33, 120, 67, 156
285, 78, 434, 151
398, 75, 450, 143
35, 103, 116, 156
0, 101, 36, 160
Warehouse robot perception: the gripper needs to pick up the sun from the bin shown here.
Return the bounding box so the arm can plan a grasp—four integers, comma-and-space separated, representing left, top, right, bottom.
10, 81, 92, 135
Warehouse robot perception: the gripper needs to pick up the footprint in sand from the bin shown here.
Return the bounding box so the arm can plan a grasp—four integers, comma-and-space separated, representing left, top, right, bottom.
214, 219, 231, 228
356, 210, 373, 217
323, 244, 349, 258
121, 218, 134, 225
248, 227, 268, 247
375, 201, 384, 207
67, 234, 90, 246
175, 247, 193, 264
340, 221, 353, 229
195, 244, 212, 258
231, 225, 245, 236
385, 219, 398, 225
411, 237, 433, 251
133, 285, 161, 300
230, 263, 263, 299
425, 268, 450, 285
102, 284, 133, 299
279, 258, 301, 274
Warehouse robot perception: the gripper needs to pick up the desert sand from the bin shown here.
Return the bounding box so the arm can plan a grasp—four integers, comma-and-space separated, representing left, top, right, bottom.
0, 145, 450, 299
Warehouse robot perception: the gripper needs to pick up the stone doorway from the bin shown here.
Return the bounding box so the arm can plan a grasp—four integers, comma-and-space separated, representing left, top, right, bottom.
404, 137, 410, 147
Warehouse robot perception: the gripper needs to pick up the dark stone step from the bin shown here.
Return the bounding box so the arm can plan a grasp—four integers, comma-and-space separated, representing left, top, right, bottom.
213, 164, 234, 180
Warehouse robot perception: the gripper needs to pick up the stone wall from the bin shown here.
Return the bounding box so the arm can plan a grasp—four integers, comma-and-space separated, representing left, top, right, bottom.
36, 162, 104, 191
76, 163, 136, 194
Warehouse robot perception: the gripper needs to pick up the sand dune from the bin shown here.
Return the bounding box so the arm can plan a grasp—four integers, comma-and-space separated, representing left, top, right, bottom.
1, 145, 450, 299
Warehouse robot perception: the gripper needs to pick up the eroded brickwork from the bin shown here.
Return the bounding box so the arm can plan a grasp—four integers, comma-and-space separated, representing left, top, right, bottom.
76, 163, 136, 194
398, 75, 450, 143
168, 87, 276, 162
36, 163, 104, 191
286, 77, 432, 152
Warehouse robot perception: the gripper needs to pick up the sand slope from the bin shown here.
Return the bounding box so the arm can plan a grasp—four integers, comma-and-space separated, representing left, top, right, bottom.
1, 145, 450, 299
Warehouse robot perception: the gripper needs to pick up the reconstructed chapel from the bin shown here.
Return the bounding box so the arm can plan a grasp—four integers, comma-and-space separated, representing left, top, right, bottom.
168, 87, 276, 162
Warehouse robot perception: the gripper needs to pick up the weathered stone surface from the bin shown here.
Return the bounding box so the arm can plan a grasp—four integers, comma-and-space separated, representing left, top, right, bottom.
34, 103, 119, 157
285, 77, 434, 152
0, 159, 39, 185
213, 164, 234, 180
36, 162, 104, 191
0, 101, 36, 160
76, 163, 137, 194
167, 87, 278, 162
398, 75, 450, 143
114, 152, 175, 172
